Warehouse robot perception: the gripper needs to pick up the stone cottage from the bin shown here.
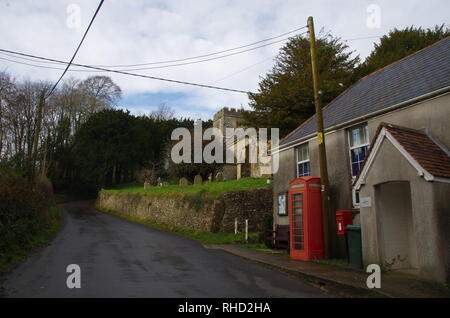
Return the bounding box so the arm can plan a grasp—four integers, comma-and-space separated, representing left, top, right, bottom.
272, 37, 450, 283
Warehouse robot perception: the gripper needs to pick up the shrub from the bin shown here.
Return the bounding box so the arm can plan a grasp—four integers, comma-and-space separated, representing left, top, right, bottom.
0, 168, 60, 268
0, 168, 48, 211
260, 212, 274, 246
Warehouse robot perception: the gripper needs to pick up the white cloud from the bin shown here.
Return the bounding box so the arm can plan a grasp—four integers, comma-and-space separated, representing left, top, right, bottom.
1, 0, 448, 118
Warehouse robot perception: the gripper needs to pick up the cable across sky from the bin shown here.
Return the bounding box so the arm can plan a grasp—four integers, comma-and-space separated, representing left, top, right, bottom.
0, 31, 308, 73
0, 27, 384, 94
0, 48, 253, 94
0, 26, 308, 72
45, 0, 105, 99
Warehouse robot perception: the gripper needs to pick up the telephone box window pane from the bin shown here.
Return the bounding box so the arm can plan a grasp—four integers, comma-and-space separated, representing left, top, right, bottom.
294, 208, 303, 215
294, 244, 304, 250
294, 236, 304, 243
294, 229, 304, 235
293, 194, 302, 201
294, 201, 303, 208
294, 222, 303, 229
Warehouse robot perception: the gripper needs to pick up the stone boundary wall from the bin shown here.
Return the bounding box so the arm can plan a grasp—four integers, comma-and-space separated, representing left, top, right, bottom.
96, 187, 272, 233
220, 187, 273, 232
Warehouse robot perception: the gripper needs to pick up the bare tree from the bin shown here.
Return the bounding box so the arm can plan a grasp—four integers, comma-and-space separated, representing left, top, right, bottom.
0, 72, 122, 179
0, 71, 15, 156
149, 103, 175, 120
78, 75, 122, 113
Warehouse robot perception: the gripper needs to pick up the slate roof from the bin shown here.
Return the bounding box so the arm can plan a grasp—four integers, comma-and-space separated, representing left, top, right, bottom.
280, 37, 450, 147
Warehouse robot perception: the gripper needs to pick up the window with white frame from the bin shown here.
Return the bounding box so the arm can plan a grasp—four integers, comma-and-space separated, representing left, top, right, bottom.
348, 124, 369, 178
296, 143, 310, 177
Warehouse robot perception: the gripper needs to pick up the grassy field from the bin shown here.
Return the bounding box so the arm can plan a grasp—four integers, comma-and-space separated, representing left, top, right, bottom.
96, 206, 260, 244
103, 177, 272, 199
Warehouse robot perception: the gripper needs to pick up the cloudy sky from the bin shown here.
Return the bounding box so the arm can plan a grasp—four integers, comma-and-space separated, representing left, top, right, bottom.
0, 0, 448, 120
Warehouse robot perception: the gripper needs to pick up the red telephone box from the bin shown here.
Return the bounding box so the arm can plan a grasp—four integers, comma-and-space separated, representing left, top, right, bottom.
289, 177, 324, 260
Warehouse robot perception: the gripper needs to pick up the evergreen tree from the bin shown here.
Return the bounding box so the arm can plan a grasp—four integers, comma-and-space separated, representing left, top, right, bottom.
244, 34, 359, 137
355, 25, 449, 79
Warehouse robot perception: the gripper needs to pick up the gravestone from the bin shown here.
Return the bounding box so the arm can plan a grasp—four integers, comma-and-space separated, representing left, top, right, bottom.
194, 175, 203, 186
144, 181, 151, 189
208, 173, 213, 182
162, 181, 169, 187
215, 172, 224, 182
179, 177, 189, 188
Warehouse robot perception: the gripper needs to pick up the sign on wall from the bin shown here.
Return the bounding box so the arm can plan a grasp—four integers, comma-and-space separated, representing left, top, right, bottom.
360, 196, 372, 208
278, 193, 287, 216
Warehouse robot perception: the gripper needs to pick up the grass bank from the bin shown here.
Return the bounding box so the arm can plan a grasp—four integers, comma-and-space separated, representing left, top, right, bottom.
97, 206, 260, 245
0, 204, 62, 271
103, 177, 271, 199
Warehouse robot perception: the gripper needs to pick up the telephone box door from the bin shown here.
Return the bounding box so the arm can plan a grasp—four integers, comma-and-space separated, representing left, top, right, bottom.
290, 191, 306, 260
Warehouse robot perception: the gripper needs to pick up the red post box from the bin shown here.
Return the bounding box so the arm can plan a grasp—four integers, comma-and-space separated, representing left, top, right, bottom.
289, 177, 324, 260
336, 210, 353, 235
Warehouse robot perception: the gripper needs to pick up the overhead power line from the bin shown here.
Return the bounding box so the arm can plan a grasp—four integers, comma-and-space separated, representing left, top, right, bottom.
85, 25, 309, 68
0, 32, 383, 94
344, 35, 382, 41
0, 31, 307, 73
210, 56, 276, 85
0, 56, 67, 71
0, 48, 252, 94
0, 25, 307, 69
102, 33, 308, 72
46, 0, 105, 98
0, 31, 378, 74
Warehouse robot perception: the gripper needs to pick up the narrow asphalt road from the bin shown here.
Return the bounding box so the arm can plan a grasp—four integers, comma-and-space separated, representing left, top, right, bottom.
2, 201, 330, 298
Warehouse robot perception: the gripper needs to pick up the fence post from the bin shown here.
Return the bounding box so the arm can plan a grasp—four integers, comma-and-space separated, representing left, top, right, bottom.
245, 219, 248, 243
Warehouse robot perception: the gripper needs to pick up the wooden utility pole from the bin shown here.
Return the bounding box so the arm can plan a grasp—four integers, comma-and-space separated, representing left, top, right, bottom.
307, 16, 333, 258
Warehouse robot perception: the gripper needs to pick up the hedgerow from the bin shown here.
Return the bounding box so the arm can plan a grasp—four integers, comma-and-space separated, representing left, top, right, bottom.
0, 168, 61, 269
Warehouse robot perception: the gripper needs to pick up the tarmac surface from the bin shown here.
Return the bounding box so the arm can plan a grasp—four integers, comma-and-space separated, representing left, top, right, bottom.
2, 201, 330, 298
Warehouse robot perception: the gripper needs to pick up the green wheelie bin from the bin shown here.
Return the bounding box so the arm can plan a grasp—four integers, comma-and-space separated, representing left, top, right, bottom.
345, 224, 363, 269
